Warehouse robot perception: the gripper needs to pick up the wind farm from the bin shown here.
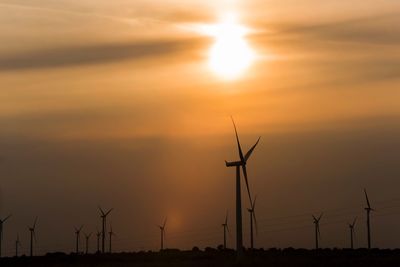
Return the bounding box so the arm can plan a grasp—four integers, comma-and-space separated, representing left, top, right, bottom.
0, 0, 399, 266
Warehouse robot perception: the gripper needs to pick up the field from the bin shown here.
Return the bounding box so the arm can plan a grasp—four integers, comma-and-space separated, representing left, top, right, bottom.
2, 248, 400, 267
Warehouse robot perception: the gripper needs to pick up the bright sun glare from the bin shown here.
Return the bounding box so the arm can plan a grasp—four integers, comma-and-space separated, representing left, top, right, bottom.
201, 13, 255, 80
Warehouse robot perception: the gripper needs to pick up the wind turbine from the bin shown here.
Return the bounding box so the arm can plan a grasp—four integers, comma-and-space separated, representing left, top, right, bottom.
0, 214, 11, 258
364, 189, 374, 249
221, 211, 229, 250
348, 217, 357, 249
15, 234, 21, 257
247, 195, 258, 250
108, 224, 115, 253
312, 213, 323, 250
74, 225, 83, 254
158, 217, 167, 251
28, 217, 37, 257
84, 232, 92, 254
96, 230, 101, 253
99, 207, 113, 253
225, 117, 260, 256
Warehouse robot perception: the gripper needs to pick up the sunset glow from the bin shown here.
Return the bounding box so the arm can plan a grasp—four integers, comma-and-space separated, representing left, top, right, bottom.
202, 13, 255, 79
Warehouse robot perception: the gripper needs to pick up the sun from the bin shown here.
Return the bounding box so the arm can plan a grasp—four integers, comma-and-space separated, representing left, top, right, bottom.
201, 13, 255, 80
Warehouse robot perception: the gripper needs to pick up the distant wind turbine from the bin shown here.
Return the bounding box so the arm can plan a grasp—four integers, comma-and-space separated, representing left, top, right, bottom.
108, 224, 115, 253
28, 217, 38, 257
84, 232, 92, 254
15, 234, 21, 257
348, 217, 357, 249
225, 117, 260, 257
247, 195, 258, 250
364, 189, 374, 249
0, 214, 11, 258
221, 211, 229, 250
74, 225, 84, 254
99, 207, 113, 253
312, 213, 323, 250
158, 217, 167, 251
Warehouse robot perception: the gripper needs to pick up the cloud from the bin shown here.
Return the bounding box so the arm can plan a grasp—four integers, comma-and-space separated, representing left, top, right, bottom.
0, 38, 206, 72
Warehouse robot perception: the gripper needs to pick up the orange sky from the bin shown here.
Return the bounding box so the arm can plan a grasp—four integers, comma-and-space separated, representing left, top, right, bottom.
0, 0, 400, 256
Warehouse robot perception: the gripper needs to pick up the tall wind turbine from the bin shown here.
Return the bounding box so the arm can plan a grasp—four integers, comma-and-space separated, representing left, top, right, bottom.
364, 189, 374, 249
84, 232, 92, 254
108, 224, 115, 253
221, 211, 229, 250
96, 230, 101, 253
99, 207, 113, 253
15, 234, 21, 257
225, 117, 260, 256
28, 217, 37, 257
247, 195, 258, 250
0, 214, 11, 258
158, 217, 167, 251
348, 217, 357, 249
312, 213, 323, 250
74, 225, 83, 254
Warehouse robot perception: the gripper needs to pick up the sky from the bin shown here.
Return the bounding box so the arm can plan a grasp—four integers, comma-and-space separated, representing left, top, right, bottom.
1, 0, 400, 256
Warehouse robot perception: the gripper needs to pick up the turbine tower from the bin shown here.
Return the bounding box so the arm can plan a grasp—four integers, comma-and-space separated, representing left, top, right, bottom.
312, 213, 323, 250
15, 234, 21, 257
84, 232, 92, 254
221, 211, 229, 250
158, 217, 167, 251
348, 217, 357, 249
364, 189, 374, 249
74, 225, 83, 254
247, 195, 258, 250
29, 217, 37, 257
108, 224, 115, 253
99, 207, 113, 253
225, 117, 260, 256
0, 214, 11, 258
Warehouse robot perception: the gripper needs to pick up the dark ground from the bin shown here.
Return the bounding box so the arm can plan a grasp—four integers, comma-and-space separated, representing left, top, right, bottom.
2, 248, 400, 267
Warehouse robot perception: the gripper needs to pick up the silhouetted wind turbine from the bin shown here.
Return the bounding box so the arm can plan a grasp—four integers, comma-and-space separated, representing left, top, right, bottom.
84, 232, 92, 254
15, 234, 21, 257
312, 213, 323, 250
221, 211, 229, 250
74, 225, 83, 254
0, 214, 11, 257
247, 195, 258, 250
96, 230, 101, 253
108, 224, 115, 253
28, 217, 37, 257
225, 117, 260, 256
348, 217, 357, 249
158, 217, 167, 251
99, 207, 113, 253
364, 189, 374, 249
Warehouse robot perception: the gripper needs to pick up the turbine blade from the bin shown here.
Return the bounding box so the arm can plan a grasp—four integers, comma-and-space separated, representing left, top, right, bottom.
231, 117, 245, 163
244, 137, 261, 161
33, 217, 38, 229
98, 206, 105, 216
353, 217, 357, 227
364, 189, 371, 209
105, 208, 113, 217
252, 195, 257, 210
312, 215, 317, 221
163, 217, 167, 228
253, 211, 258, 235
225, 211, 228, 225
3, 214, 11, 222
318, 213, 323, 221
226, 224, 230, 235
241, 165, 253, 205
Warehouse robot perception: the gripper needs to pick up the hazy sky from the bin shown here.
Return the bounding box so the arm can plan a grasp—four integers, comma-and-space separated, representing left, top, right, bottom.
1, 0, 400, 256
